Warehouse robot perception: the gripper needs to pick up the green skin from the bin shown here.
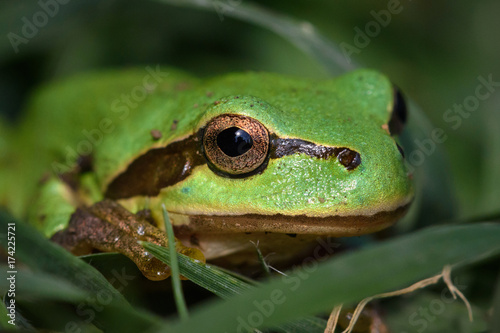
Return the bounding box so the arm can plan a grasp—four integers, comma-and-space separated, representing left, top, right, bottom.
0, 67, 413, 270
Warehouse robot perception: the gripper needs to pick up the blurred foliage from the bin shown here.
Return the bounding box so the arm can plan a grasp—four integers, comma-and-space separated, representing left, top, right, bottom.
0, 0, 499, 332
2, 210, 500, 332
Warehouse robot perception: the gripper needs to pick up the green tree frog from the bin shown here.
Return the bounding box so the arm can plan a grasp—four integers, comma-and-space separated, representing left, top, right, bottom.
0, 67, 413, 280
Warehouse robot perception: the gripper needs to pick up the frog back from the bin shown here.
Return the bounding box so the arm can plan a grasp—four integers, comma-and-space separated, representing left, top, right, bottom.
1, 67, 199, 216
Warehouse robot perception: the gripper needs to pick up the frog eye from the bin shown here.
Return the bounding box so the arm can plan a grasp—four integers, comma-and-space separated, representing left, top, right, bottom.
203, 114, 270, 176
388, 87, 407, 135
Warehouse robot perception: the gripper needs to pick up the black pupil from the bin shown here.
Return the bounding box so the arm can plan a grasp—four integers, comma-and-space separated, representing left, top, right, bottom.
216, 127, 253, 157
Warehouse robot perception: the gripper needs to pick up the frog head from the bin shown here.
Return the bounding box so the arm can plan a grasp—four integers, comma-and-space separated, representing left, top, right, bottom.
107, 69, 413, 237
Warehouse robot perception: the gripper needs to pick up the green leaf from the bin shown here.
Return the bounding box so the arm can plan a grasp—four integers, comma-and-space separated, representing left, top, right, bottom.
156, 223, 500, 332
141, 242, 327, 332
0, 266, 88, 302
0, 211, 164, 332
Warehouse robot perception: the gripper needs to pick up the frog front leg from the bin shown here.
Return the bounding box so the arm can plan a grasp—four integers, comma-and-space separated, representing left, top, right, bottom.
51, 199, 203, 280
32, 175, 204, 281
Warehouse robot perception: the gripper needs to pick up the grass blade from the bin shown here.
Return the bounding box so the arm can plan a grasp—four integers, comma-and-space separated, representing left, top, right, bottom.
162, 205, 188, 321
156, 0, 355, 75
141, 241, 254, 300
155, 223, 500, 333
0, 210, 164, 331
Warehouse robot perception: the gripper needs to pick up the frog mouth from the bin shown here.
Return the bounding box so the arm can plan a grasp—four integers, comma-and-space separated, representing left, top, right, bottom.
170, 202, 410, 238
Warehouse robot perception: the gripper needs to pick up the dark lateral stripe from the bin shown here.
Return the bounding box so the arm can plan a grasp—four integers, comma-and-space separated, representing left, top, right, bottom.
105, 132, 360, 199
270, 136, 361, 170
105, 134, 204, 199
271, 136, 344, 159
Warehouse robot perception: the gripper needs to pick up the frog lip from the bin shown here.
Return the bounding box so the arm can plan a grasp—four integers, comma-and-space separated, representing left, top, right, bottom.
170, 202, 410, 237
